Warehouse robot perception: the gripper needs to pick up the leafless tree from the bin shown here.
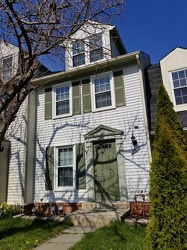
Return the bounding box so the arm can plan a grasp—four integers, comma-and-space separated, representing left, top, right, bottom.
0, 0, 127, 146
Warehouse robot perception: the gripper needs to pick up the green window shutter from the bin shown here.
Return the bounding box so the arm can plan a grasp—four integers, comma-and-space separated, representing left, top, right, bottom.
76, 143, 86, 189
82, 79, 92, 113
113, 70, 125, 107
45, 87, 52, 119
45, 146, 54, 190
72, 81, 81, 115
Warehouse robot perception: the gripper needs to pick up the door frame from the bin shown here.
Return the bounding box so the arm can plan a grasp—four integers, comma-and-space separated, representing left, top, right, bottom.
84, 125, 127, 202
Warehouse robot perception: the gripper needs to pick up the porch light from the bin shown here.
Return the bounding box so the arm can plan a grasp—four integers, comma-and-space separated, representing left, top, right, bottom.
131, 134, 140, 155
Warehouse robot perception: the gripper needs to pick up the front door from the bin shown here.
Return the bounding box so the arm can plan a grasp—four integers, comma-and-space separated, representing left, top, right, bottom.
93, 139, 120, 201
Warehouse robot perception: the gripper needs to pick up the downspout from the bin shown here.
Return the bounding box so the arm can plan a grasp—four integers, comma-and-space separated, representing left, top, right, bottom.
136, 53, 152, 163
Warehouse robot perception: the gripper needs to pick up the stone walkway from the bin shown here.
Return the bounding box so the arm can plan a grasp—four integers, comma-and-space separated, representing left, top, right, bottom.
33, 226, 98, 250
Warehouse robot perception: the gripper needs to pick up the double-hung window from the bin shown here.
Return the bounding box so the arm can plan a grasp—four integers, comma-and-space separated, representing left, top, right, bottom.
171, 69, 187, 105
89, 34, 103, 63
91, 72, 115, 111
72, 40, 85, 67
71, 34, 103, 67
53, 82, 72, 117
2, 55, 13, 81
57, 146, 74, 188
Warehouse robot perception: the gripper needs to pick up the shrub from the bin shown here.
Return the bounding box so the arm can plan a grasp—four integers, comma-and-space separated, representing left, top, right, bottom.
0, 202, 23, 218
145, 85, 187, 249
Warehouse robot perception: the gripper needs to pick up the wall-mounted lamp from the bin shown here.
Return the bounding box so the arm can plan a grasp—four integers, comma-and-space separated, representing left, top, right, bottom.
0, 145, 4, 152
131, 134, 140, 155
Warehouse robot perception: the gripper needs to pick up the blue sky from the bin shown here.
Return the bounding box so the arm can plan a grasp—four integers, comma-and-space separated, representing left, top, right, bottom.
115, 0, 187, 64
44, 0, 187, 71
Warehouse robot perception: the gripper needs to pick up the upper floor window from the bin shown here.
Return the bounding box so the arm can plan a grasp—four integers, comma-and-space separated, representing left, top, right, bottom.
171, 69, 187, 105
53, 82, 72, 117
91, 72, 115, 111
71, 34, 103, 68
89, 34, 103, 63
2, 55, 13, 81
72, 40, 85, 67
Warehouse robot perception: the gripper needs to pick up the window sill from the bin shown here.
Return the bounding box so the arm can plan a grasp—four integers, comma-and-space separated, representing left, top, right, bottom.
52, 113, 73, 120
92, 106, 116, 113
54, 187, 75, 192
174, 103, 187, 112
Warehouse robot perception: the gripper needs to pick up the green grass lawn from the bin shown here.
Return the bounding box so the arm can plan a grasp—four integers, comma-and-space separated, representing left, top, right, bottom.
70, 221, 146, 250
0, 217, 146, 250
0, 217, 72, 250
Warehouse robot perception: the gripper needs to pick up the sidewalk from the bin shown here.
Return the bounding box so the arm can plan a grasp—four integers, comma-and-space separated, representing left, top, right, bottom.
33, 226, 98, 250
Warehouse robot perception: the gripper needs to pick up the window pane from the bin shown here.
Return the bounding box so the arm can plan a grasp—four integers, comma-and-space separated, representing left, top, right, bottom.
173, 80, 179, 88
94, 76, 110, 93
95, 92, 112, 108
58, 167, 73, 186
181, 87, 187, 96
72, 41, 85, 55
90, 49, 103, 63
179, 70, 185, 78
56, 85, 70, 115
58, 147, 73, 166
89, 34, 102, 50
180, 78, 187, 87
172, 72, 178, 80
56, 86, 69, 101
89, 34, 103, 62
73, 53, 85, 67
2, 56, 13, 80
176, 97, 183, 105
183, 95, 187, 104
56, 100, 69, 115
3, 57, 12, 70
174, 89, 181, 97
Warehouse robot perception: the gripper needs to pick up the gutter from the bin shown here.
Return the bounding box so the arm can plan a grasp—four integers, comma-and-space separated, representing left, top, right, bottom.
32, 51, 142, 86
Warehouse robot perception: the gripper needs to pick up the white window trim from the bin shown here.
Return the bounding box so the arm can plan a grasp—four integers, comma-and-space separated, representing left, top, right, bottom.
54, 144, 76, 191
91, 71, 116, 112
169, 69, 187, 111
52, 81, 72, 119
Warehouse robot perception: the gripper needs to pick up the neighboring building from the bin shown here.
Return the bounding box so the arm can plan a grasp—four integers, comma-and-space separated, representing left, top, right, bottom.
146, 47, 187, 136
2, 23, 152, 212
0, 41, 49, 204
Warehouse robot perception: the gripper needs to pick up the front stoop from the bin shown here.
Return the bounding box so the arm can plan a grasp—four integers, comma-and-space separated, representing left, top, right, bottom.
66, 202, 130, 228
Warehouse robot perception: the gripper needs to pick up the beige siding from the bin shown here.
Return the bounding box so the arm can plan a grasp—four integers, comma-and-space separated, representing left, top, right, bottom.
35, 64, 150, 202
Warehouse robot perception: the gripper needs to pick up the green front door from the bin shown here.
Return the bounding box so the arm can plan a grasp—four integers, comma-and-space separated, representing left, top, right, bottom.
93, 140, 120, 201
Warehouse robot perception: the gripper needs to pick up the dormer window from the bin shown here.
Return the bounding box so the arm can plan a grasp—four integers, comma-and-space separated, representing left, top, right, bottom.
71, 34, 103, 68
72, 40, 85, 67
2, 55, 13, 81
89, 34, 103, 63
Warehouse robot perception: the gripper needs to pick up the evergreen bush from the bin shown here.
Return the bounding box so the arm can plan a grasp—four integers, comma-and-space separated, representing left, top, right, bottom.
145, 85, 187, 250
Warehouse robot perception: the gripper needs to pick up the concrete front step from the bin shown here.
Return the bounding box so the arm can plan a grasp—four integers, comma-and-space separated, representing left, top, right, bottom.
66, 202, 130, 228
81, 201, 130, 211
